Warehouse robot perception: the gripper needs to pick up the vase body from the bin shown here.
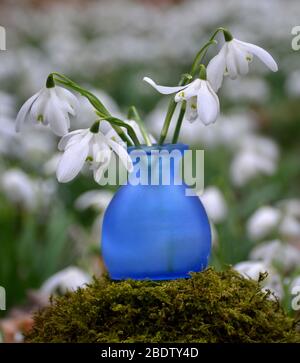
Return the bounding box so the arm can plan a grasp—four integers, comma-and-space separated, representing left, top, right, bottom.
101, 143, 211, 280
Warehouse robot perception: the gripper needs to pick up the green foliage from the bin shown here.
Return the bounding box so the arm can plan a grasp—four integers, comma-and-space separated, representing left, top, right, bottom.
27, 268, 300, 343
0, 198, 74, 313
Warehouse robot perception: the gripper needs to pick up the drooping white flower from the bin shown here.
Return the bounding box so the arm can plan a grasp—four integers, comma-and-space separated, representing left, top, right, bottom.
250, 239, 300, 272
247, 206, 282, 240
56, 125, 133, 183
75, 190, 114, 212
143, 75, 220, 125
277, 199, 300, 240
15, 80, 78, 136
207, 37, 278, 91
234, 260, 283, 299
40, 267, 91, 295
234, 261, 270, 281
199, 186, 228, 223
1, 169, 37, 210
230, 136, 279, 187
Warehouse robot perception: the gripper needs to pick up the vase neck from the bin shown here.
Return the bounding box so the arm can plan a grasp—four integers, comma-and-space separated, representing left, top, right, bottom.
127, 144, 189, 186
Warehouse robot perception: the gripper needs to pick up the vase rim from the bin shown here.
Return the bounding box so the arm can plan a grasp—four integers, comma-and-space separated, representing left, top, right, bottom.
127, 143, 189, 154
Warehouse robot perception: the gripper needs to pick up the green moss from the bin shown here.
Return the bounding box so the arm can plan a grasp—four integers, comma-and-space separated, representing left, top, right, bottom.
26, 268, 300, 343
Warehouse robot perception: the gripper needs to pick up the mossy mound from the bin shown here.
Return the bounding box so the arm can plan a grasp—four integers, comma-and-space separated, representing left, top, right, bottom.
26, 268, 300, 343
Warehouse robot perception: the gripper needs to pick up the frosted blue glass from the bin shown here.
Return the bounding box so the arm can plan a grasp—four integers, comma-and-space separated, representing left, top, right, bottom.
101, 143, 211, 280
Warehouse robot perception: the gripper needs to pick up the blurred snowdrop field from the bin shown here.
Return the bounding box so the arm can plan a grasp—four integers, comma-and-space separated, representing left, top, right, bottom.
1, 0, 300, 341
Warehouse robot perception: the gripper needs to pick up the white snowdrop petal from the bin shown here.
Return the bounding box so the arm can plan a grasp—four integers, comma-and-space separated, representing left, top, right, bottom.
15, 92, 40, 132
226, 42, 238, 79
143, 77, 187, 95
207, 45, 227, 92
56, 135, 90, 182
106, 137, 133, 172
232, 43, 249, 75
185, 97, 198, 123
58, 129, 86, 151
44, 97, 69, 136
93, 151, 112, 183
235, 39, 278, 72
174, 79, 200, 102
30, 90, 49, 123
56, 87, 79, 109
197, 82, 220, 125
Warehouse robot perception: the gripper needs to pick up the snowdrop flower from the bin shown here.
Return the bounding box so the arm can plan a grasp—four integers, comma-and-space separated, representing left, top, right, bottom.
1, 169, 37, 210
41, 267, 91, 295
222, 77, 270, 104
234, 261, 282, 299
15, 76, 78, 136
199, 186, 228, 223
279, 216, 300, 240
250, 239, 300, 272
277, 199, 300, 240
75, 190, 114, 212
230, 136, 279, 187
56, 123, 133, 183
143, 68, 220, 125
207, 32, 278, 91
234, 261, 270, 281
247, 206, 281, 240
285, 70, 300, 97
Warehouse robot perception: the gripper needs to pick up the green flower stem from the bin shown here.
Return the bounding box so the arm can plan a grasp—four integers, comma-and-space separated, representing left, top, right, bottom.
111, 125, 133, 146
51, 72, 139, 147
127, 106, 152, 146
171, 101, 186, 144
189, 39, 217, 77
158, 99, 177, 145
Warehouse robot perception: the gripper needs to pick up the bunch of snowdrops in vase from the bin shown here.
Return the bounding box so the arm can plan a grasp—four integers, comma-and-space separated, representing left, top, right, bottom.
15, 28, 278, 280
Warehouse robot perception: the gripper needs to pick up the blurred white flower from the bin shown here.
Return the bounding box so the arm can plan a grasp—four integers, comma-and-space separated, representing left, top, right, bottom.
285, 70, 300, 97
40, 266, 91, 295
277, 199, 300, 240
146, 105, 255, 147
143, 77, 220, 125
43, 153, 61, 176
15, 127, 57, 162
1, 169, 57, 211
1, 169, 37, 210
234, 260, 269, 280
222, 77, 270, 103
207, 37, 278, 91
16, 83, 78, 136
250, 239, 300, 272
199, 186, 228, 223
290, 276, 300, 293
209, 221, 219, 247
56, 126, 133, 183
75, 190, 114, 212
234, 260, 283, 298
279, 216, 300, 240
247, 206, 281, 240
230, 136, 279, 186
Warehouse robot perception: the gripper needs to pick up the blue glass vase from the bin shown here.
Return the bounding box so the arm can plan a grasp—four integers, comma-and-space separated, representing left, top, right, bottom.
101, 143, 211, 280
